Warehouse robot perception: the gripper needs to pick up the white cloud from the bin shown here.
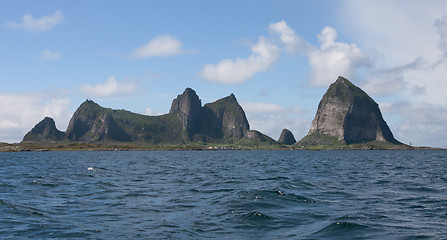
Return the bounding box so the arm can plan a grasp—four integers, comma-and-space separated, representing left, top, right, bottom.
41, 50, 61, 61
308, 26, 371, 86
268, 20, 315, 55
6, 10, 63, 32
80, 76, 137, 97
241, 102, 311, 140
129, 35, 186, 59
200, 20, 368, 85
269, 21, 370, 87
0, 93, 71, 143
200, 36, 280, 84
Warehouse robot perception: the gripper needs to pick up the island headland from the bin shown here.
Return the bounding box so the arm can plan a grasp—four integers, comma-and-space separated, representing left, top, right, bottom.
1, 76, 422, 151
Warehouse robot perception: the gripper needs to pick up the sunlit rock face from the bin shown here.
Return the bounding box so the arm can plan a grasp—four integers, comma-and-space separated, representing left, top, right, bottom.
302, 76, 401, 145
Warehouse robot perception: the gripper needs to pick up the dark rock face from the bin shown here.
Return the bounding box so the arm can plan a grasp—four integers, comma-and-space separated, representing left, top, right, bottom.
23, 89, 256, 144
23, 117, 65, 142
278, 129, 296, 145
169, 88, 202, 137
244, 130, 276, 143
203, 94, 250, 139
169, 89, 250, 141
65, 100, 130, 142
300, 76, 401, 145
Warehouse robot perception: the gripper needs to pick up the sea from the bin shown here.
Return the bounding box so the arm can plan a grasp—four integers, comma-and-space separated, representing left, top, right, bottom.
1, 150, 447, 239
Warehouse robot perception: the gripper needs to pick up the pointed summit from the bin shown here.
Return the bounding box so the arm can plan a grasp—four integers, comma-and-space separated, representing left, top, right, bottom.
169, 88, 202, 137
299, 76, 401, 145
22, 117, 65, 142
203, 93, 249, 139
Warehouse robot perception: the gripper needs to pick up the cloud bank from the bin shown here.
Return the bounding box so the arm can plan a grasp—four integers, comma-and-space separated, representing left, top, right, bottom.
201, 20, 370, 86
269, 21, 370, 87
0, 93, 71, 143
80, 76, 137, 97
382, 101, 447, 148
6, 10, 63, 32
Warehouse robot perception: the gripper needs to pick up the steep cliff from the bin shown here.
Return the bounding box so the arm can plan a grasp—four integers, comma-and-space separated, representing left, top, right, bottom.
65, 100, 131, 142
64, 100, 187, 143
202, 94, 250, 139
23, 89, 259, 145
298, 76, 401, 146
169, 88, 202, 138
278, 129, 296, 145
22, 117, 65, 142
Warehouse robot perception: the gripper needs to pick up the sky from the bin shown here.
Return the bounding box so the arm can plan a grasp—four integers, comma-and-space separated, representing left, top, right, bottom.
1, 0, 447, 148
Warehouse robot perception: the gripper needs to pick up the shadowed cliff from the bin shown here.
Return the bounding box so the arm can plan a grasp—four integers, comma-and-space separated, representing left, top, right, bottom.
298, 76, 402, 146
23, 88, 272, 145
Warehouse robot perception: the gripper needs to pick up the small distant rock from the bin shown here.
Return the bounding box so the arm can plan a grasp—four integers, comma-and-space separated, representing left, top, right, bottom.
278, 129, 296, 145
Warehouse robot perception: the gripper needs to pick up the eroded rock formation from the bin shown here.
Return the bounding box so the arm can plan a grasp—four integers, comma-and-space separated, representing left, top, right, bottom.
298, 76, 401, 145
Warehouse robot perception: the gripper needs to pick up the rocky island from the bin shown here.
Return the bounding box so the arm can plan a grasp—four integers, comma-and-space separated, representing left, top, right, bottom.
2, 76, 417, 151
19, 88, 276, 150
297, 76, 406, 149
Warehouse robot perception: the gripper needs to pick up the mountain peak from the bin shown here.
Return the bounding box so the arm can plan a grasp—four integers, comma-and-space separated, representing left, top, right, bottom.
324, 76, 375, 105
335, 75, 348, 83
203, 93, 249, 139
22, 117, 65, 142
169, 87, 202, 137
300, 76, 401, 145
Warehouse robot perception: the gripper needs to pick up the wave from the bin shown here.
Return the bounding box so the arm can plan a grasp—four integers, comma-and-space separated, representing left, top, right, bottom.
312, 221, 371, 239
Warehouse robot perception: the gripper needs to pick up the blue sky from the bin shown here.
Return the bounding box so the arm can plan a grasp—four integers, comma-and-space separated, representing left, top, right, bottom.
1, 0, 447, 148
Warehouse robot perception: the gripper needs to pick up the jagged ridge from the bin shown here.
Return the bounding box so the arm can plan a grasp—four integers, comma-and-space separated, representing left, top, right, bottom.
23, 88, 271, 145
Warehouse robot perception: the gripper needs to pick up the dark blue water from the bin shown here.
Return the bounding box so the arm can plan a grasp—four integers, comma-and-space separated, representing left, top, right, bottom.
1, 150, 447, 239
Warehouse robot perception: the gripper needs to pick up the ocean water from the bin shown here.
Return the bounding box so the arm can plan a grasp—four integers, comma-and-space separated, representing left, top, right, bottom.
1, 150, 447, 239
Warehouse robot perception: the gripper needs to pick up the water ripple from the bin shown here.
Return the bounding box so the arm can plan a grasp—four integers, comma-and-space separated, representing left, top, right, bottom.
1, 150, 447, 239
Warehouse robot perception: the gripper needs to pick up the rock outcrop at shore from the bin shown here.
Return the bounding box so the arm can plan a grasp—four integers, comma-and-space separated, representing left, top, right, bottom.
298, 76, 402, 146
22, 117, 65, 142
278, 129, 296, 145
